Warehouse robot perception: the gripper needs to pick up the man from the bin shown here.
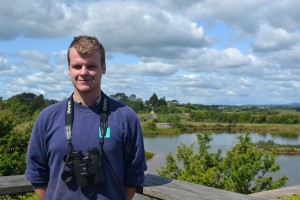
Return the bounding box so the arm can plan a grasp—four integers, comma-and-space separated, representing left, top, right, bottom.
26, 35, 147, 199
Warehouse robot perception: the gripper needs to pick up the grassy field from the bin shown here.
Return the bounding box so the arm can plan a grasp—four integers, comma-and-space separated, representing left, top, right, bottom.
254, 140, 300, 155
141, 120, 300, 134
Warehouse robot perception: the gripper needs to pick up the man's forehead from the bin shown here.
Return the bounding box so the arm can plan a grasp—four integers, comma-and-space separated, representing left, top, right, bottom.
69, 48, 101, 63
70, 47, 100, 57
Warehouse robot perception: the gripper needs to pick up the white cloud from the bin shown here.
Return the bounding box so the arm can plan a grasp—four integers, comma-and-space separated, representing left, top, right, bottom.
251, 24, 300, 52
178, 0, 300, 34
0, 0, 87, 39
264, 1, 300, 31
176, 48, 249, 72
109, 62, 177, 77
5, 70, 72, 100
0, 56, 11, 71
79, 1, 209, 57
261, 44, 300, 70
17, 50, 49, 61
0, 0, 300, 105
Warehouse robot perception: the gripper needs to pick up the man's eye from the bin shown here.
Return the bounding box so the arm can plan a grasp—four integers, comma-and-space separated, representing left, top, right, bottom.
88, 65, 97, 69
73, 65, 81, 69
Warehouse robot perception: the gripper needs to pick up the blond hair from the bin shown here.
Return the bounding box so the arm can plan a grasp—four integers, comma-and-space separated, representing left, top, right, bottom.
67, 35, 105, 65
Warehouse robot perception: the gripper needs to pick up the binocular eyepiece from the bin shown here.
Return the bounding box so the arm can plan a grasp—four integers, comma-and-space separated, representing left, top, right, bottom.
61, 147, 104, 187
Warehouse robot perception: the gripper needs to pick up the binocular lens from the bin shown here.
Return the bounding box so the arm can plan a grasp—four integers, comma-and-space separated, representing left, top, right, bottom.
61, 170, 73, 182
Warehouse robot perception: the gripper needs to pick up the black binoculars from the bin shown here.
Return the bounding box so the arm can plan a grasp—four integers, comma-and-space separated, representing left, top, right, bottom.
61, 147, 104, 187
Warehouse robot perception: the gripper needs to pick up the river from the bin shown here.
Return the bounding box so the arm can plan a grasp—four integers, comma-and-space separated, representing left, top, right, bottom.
143, 132, 300, 187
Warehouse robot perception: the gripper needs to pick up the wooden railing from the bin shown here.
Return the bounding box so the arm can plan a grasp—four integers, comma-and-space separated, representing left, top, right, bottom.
1, 174, 299, 199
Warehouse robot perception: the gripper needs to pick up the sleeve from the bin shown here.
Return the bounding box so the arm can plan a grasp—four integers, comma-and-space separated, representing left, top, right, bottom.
25, 112, 50, 188
123, 110, 147, 187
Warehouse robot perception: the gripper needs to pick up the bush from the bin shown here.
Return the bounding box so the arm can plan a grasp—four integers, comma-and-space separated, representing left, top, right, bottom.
0, 193, 37, 200
158, 133, 287, 194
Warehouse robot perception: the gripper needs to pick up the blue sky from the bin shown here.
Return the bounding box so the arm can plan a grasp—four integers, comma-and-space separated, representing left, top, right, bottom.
1, 0, 300, 105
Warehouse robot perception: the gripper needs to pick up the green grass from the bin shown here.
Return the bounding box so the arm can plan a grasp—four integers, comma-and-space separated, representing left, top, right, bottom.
145, 151, 155, 160
141, 120, 300, 135
254, 141, 300, 155
276, 194, 300, 200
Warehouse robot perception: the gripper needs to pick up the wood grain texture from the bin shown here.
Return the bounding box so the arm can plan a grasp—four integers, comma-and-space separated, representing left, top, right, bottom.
2, 174, 291, 199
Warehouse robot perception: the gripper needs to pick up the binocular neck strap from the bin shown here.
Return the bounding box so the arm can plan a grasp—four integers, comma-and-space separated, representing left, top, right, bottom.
64, 92, 108, 155
99, 96, 108, 150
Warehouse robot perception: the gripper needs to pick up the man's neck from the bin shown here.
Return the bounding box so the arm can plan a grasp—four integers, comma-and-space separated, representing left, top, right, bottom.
73, 92, 101, 107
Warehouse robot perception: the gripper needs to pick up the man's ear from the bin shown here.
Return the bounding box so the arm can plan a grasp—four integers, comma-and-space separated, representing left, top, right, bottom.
102, 63, 106, 74
67, 66, 71, 75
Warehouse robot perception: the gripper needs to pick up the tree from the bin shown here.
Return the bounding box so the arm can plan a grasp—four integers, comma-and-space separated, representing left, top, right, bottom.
220, 134, 287, 193
0, 111, 32, 176
0, 110, 17, 138
3, 92, 54, 121
0, 96, 4, 110
128, 94, 137, 102
148, 93, 158, 110
157, 133, 287, 194
129, 97, 144, 113
109, 93, 144, 113
0, 93, 57, 176
157, 97, 167, 107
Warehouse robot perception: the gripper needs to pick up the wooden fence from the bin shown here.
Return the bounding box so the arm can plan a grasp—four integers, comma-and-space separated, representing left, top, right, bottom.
1, 174, 299, 199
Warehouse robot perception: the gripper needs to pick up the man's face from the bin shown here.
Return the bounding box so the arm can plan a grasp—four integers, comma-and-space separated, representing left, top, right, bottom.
68, 47, 106, 96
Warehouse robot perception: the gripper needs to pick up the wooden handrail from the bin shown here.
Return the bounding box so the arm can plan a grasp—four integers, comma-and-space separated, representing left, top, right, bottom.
138, 174, 263, 200
0, 174, 268, 199
0, 175, 32, 195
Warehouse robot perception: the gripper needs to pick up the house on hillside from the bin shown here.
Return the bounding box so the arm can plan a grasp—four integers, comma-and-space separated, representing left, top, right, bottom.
143, 111, 157, 121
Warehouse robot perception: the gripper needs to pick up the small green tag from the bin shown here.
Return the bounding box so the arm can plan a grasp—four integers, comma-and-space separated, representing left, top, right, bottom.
99, 127, 111, 138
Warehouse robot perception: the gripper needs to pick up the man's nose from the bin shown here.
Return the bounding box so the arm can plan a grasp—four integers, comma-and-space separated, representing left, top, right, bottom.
80, 66, 88, 75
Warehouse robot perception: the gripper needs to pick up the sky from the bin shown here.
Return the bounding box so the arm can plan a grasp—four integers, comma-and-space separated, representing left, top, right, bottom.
0, 0, 300, 105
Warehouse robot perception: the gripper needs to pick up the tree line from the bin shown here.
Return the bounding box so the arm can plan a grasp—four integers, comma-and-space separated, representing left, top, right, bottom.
190, 110, 299, 124
1, 92, 299, 124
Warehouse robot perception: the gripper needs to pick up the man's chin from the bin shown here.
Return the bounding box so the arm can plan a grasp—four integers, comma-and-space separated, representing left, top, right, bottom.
76, 86, 99, 94
78, 89, 93, 94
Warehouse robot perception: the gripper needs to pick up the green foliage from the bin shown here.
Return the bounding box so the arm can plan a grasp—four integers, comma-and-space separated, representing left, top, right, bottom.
0, 193, 37, 200
0, 92, 57, 176
254, 140, 300, 154
110, 93, 129, 103
3, 93, 57, 121
109, 93, 145, 113
266, 114, 299, 124
0, 152, 26, 176
220, 134, 287, 193
110, 91, 299, 124
165, 114, 180, 123
144, 122, 157, 131
145, 151, 155, 160
144, 93, 169, 113
0, 113, 33, 175
0, 128, 32, 175
0, 97, 4, 110
157, 133, 287, 194
190, 110, 299, 124
149, 93, 159, 108
276, 194, 300, 200
0, 110, 18, 137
